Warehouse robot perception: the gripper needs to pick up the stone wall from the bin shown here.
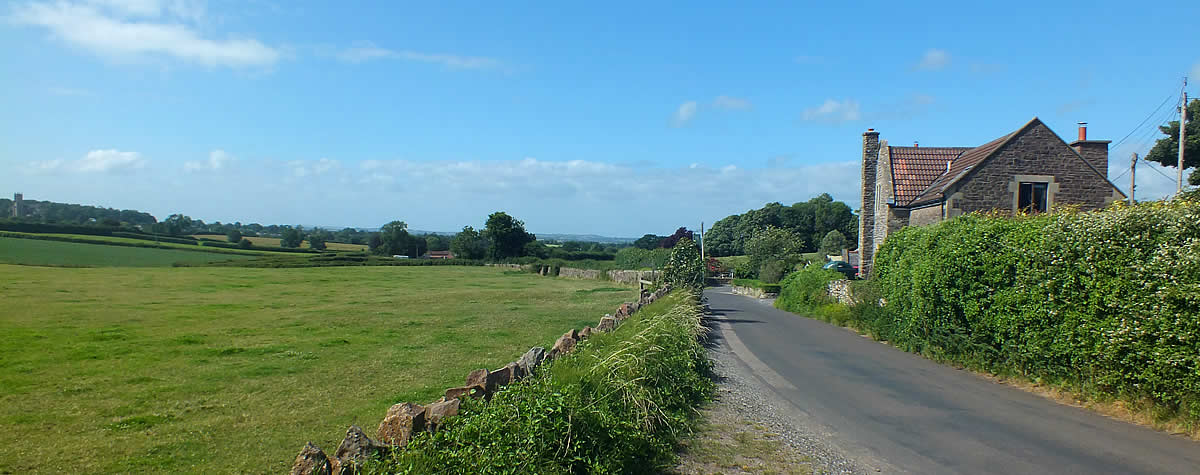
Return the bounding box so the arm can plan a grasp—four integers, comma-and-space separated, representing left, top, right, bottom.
556, 267, 602, 279
947, 121, 1123, 216
826, 279, 854, 305
290, 285, 675, 475
909, 205, 943, 227
731, 285, 776, 299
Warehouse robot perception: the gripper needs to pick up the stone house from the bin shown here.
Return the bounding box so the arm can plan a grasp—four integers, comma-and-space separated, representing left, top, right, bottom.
858, 117, 1125, 277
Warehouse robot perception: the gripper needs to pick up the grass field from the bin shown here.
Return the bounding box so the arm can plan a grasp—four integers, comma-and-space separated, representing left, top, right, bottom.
193, 234, 368, 252
0, 231, 292, 257
0, 237, 251, 267
0, 265, 636, 473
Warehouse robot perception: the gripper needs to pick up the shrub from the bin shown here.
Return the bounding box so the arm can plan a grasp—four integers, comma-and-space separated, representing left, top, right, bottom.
370, 292, 712, 474
758, 259, 787, 283
774, 265, 842, 315
731, 278, 781, 294
661, 238, 704, 291
238, 238, 253, 249
872, 200, 1200, 421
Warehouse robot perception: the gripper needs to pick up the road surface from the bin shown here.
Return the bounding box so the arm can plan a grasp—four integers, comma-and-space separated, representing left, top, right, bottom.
705, 286, 1200, 474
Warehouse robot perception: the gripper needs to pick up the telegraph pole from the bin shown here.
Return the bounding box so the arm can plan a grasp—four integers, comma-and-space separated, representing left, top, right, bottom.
1179, 78, 1188, 194
699, 221, 705, 262
1130, 153, 1137, 204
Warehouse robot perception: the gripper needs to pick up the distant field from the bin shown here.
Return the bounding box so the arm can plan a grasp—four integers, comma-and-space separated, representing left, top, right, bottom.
0, 265, 636, 473
0, 237, 250, 267
193, 234, 368, 251
0, 231, 287, 257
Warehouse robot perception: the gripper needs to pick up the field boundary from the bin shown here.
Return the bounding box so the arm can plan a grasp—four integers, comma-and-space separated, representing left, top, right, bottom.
290, 285, 676, 474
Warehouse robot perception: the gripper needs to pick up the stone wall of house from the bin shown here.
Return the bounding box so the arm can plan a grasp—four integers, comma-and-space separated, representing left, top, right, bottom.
873, 143, 894, 260
947, 122, 1123, 216
859, 130, 881, 278
909, 205, 943, 227
290, 286, 675, 475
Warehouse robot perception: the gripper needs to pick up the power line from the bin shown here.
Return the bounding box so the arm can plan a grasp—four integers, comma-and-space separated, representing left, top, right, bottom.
1140, 158, 1177, 184
1112, 93, 1178, 150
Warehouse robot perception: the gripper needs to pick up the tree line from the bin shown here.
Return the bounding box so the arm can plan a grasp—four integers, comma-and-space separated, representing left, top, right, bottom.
703, 193, 857, 257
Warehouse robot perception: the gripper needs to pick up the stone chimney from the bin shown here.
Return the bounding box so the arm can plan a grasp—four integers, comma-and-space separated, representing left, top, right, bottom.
1069, 122, 1110, 174
859, 129, 881, 278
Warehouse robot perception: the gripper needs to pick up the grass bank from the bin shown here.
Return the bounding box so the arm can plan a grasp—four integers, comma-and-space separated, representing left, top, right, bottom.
368, 291, 714, 474
0, 265, 636, 473
0, 236, 252, 267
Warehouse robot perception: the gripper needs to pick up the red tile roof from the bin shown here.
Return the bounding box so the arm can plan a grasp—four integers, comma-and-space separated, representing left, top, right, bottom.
907, 118, 1040, 206
888, 146, 970, 205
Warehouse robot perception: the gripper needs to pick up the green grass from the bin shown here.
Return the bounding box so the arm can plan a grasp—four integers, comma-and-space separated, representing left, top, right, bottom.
0, 236, 251, 267
0, 265, 636, 473
0, 231, 300, 256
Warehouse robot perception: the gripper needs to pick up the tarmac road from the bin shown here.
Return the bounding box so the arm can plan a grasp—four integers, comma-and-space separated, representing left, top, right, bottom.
704, 286, 1200, 474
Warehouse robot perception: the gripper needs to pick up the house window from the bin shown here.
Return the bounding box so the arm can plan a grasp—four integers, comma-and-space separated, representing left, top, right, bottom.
1017, 182, 1049, 213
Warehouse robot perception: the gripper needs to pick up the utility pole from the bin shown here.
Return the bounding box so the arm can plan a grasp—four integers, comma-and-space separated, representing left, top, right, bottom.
1130, 153, 1137, 204
699, 221, 705, 262
1179, 78, 1188, 194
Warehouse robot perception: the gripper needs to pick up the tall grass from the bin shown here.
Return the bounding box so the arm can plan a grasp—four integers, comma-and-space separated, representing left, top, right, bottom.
369, 292, 714, 474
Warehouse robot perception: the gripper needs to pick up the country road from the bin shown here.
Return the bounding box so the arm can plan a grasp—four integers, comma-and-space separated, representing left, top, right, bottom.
704, 286, 1200, 474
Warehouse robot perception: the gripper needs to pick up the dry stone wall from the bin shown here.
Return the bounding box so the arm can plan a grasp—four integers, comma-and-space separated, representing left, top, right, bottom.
290, 285, 675, 475
730, 285, 776, 299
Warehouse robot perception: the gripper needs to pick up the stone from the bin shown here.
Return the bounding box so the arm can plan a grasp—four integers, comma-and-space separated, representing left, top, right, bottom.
465, 368, 489, 388
578, 326, 594, 340
597, 315, 616, 332
444, 385, 485, 400
616, 303, 633, 318
516, 346, 545, 376
377, 402, 426, 446
485, 363, 517, 394
333, 425, 388, 474
548, 329, 578, 359
291, 442, 333, 475
424, 398, 461, 432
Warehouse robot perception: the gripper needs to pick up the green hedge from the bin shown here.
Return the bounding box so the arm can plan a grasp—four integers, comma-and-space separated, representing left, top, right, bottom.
774, 266, 842, 314
110, 231, 198, 245
731, 278, 781, 294
0, 231, 267, 258
369, 291, 712, 474
0, 221, 122, 236
872, 200, 1200, 420
193, 253, 488, 268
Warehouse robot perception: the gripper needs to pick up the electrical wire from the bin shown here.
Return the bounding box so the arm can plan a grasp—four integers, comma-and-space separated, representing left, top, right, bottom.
1140, 158, 1177, 184
1112, 94, 1178, 150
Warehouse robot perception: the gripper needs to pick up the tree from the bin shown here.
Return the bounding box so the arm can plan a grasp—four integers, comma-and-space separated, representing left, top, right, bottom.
163, 214, 195, 236
745, 226, 805, 279
523, 241, 550, 259
633, 234, 665, 250
818, 230, 848, 257
226, 229, 243, 243
308, 229, 329, 250
483, 212, 535, 260
280, 226, 304, 248
1144, 99, 1199, 185
450, 226, 489, 260
660, 227, 694, 248
238, 237, 253, 249
376, 221, 417, 256
661, 237, 705, 291
426, 235, 450, 252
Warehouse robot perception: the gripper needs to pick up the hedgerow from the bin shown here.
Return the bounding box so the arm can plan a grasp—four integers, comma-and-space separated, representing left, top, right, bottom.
774, 266, 842, 315
730, 278, 781, 294
871, 199, 1200, 423
366, 292, 713, 474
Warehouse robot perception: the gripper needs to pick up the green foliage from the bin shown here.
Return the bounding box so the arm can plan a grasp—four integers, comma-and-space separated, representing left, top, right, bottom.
238, 237, 253, 249
614, 247, 670, 270
870, 201, 1200, 422
730, 279, 781, 294
745, 226, 805, 279
226, 229, 242, 243
758, 260, 787, 284
484, 212, 536, 260
818, 230, 848, 257
373, 293, 712, 474
774, 265, 843, 315
307, 229, 329, 250
523, 240, 551, 259
705, 194, 858, 257
450, 226, 489, 260
1144, 98, 1199, 171
660, 227, 694, 248
633, 233, 666, 250
0, 198, 156, 225
661, 238, 705, 291
279, 226, 304, 248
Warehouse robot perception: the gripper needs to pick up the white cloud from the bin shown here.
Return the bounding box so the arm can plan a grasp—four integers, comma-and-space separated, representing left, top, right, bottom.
671, 101, 698, 126
915, 49, 950, 71
11, 1, 278, 68
337, 42, 501, 69
77, 149, 146, 172
288, 158, 340, 178
184, 149, 234, 172
713, 95, 751, 110
802, 99, 861, 123
27, 149, 146, 174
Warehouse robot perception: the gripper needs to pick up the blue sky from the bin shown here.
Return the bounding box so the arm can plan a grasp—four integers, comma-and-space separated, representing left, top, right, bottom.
2, 0, 1197, 236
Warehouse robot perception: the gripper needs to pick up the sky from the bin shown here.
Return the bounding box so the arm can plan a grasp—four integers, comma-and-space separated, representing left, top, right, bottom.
2, 0, 1198, 237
